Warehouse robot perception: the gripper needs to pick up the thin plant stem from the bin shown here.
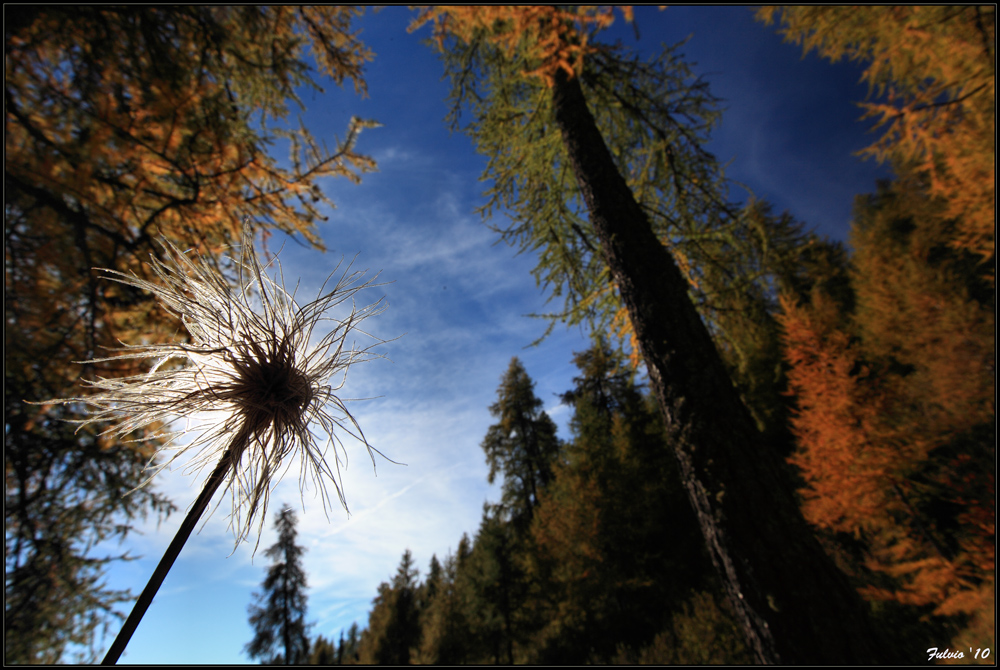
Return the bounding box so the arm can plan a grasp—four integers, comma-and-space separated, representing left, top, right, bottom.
102, 426, 250, 665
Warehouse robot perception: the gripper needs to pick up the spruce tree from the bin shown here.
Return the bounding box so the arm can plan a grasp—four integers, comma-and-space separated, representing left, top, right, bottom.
421, 554, 443, 607
335, 623, 361, 664
415, 551, 471, 664
463, 506, 527, 664
306, 634, 335, 665
358, 550, 421, 665
245, 506, 311, 665
481, 358, 561, 526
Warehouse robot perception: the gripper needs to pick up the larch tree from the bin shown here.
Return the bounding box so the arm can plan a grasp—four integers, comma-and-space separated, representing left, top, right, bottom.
5, 6, 376, 662
411, 7, 883, 663
780, 175, 994, 630
245, 506, 311, 665
757, 6, 996, 267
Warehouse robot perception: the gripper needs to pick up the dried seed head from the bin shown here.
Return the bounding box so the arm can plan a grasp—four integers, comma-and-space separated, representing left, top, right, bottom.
45, 220, 391, 550
225, 338, 314, 435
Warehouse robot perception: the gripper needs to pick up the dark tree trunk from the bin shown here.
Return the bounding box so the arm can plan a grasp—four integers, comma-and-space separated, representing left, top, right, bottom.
550, 68, 883, 665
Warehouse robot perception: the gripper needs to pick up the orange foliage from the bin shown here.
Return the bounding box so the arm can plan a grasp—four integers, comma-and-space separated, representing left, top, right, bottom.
779, 290, 994, 617
6, 7, 378, 390
779, 294, 904, 534
409, 6, 631, 87
758, 6, 995, 266
6, 7, 375, 261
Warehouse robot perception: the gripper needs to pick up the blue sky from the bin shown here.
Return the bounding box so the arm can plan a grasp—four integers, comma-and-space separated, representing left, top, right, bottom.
89, 7, 892, 664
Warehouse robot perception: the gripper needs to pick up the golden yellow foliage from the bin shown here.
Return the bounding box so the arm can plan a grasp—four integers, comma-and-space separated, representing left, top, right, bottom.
7, 7, 375, 262
757, 6, 995, 265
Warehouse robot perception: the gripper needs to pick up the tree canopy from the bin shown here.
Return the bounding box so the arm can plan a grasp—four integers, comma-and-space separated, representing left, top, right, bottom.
780, 174, 994, 625
409, 5, 834, 452
757, 6, 995, 266
411, 7, 775, 366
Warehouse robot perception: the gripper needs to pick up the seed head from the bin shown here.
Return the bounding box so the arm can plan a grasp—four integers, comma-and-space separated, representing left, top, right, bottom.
53, 222, 390, 549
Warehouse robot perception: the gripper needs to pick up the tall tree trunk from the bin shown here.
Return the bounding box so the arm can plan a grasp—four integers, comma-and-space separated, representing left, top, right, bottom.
550, 67, 883, 664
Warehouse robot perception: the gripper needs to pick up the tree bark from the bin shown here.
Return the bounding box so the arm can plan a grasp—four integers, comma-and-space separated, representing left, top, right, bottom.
550, 67, 883, 664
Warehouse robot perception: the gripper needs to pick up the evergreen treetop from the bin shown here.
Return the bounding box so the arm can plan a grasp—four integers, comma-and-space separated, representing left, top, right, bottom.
244, 506, 311, 665
481, 358, 562, 525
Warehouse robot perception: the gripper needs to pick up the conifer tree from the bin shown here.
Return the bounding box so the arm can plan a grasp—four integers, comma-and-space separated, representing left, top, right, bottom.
481, 358, 562, 526
307, 634, 336, 665
421, 554, 443, 607
415, 551, 471, 665
780, 175, 995, 633
245, 506, 311, 665
528, 340, 716, 662
335, 622, 361, 665
358, 550, 421, 665
461, 506, 525, 664
412, 7, 882, 663
5, 7, 376, 661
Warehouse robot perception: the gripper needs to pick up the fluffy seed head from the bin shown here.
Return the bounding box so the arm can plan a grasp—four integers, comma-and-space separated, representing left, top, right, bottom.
52, 221, 390, 549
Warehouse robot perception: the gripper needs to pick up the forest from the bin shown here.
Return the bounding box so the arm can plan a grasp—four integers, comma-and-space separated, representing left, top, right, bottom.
5, 6, 994, 665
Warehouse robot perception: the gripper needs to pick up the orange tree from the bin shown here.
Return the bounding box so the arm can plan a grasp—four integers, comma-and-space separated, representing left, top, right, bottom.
5, 6, 376, 662
780, 175, 995, 647
411, 6, 883, 663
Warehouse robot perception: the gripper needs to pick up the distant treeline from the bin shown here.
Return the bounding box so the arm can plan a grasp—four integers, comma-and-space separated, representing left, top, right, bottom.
312, 345, 752, 664
311, 172, 995, 664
